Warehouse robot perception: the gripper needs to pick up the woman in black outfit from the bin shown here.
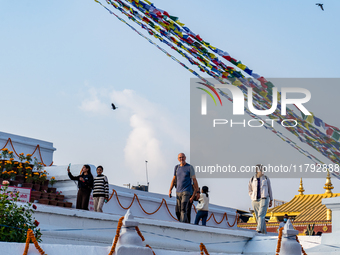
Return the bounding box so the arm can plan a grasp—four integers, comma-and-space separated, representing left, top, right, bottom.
67, 164, 94, 210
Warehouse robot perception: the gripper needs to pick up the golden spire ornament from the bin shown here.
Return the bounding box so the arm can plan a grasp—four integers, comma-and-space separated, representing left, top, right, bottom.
298, 178, 305, 195
324, 171, 334, 195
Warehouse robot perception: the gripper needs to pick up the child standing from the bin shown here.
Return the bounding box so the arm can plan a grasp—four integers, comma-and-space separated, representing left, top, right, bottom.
194, 186, 209, 226
93, 166, 109, 212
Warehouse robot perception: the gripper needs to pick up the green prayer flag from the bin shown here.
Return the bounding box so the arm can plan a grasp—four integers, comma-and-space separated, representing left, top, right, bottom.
230, 59, 237, 65
265, 82, 274, 88
332, 131, 340, 141
169, 16, 178, 22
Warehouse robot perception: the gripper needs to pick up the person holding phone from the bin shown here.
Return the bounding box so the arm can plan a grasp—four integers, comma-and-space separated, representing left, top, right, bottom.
67, 164, 94, 210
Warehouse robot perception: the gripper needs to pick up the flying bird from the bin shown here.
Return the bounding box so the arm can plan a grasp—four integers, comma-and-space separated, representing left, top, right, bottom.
316, 3, 324, 11
111, 103, 118, 110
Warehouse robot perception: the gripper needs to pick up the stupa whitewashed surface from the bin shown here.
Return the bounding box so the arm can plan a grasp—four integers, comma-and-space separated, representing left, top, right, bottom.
2, 132, 340, 254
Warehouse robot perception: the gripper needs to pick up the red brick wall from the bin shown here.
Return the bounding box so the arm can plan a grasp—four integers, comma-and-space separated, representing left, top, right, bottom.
238, 222, 332, 235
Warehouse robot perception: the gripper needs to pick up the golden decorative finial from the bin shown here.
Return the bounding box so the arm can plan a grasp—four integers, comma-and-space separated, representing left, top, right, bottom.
327, 209, 332, 220
324, 170, 334, 195
298, 178, 305, 195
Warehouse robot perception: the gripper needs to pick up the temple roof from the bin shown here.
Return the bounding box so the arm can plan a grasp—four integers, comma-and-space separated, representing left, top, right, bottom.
267, 193, 339, 221
296, 204, 328, 222
266, 173, 337, 222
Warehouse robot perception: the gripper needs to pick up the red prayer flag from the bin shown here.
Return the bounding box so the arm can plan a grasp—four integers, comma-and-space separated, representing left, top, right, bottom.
142, 17, 150, 23
325, 123, 340, 132
222, 55, 231, 61
196, 34, 203, 41
326, 127, 334, 136
257, 77, 268, 85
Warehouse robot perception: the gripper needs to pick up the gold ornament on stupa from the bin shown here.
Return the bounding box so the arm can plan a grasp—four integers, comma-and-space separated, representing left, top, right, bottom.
298, 178, 305, 195
324, 170, 334, 195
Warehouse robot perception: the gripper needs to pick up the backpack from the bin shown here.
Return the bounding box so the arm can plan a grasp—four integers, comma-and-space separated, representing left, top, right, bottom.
174, 165, 179, 188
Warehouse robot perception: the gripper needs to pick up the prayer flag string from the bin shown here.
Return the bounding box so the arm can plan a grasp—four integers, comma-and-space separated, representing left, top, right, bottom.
94, 0, 340, 169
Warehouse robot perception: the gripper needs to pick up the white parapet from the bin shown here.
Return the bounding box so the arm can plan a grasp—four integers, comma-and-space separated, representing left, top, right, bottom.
0, 242, 244, 255
0, 202, 321, 255
30, 202, 253, 253
0, 131, 55, 165
323, 197, 340, 235
304, 196, 340, 254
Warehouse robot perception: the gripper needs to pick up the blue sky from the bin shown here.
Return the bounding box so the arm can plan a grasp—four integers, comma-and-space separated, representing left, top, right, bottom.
1, 0, 340, 210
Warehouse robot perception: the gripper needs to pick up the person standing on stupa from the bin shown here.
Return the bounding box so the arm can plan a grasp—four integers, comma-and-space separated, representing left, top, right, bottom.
248, 164, 273, 234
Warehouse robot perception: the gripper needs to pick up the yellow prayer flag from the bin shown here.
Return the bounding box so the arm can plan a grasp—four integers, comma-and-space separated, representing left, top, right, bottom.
309, 137, 317, 142
237, 63, 247, 70
173, 30, 181, 36
144, 0, 152, 4
209, 53, 216, 59
277, 92, 281, 102
259, 91, 268, 98
306, 115, 314, 124
305, 112, 314, 124
232, 80, 243, 86
176, 20, 185, 26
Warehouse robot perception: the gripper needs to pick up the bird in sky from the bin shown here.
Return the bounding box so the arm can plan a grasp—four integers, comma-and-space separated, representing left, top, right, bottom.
316, 3, 324, 11
111, 103, 118, 110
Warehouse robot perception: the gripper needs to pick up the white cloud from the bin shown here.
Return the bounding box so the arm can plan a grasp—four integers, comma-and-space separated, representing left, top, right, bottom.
110, 89, 189, 179
80, 87, 189, 182
124, 113, 166, 173
79, 87, 111, 115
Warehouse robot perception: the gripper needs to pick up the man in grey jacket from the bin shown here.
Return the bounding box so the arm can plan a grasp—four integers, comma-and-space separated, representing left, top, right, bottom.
248, 164, 273, 234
